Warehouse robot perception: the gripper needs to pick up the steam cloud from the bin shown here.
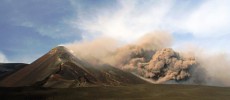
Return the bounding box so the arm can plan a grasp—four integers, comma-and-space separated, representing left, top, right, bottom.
65, 32, 230, 87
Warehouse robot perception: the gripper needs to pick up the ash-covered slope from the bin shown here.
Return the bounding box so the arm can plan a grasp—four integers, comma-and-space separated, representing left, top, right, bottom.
0, 46, 147, 87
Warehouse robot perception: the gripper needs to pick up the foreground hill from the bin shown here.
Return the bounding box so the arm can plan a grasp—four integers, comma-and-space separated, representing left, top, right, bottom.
0, 84, 230, 100
0, 46, 147, 87
0, 63, 28, 80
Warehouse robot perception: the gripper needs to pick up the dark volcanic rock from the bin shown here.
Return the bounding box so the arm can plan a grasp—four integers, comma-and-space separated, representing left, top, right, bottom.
0, 46, 147, 87
0, 63, 28, 80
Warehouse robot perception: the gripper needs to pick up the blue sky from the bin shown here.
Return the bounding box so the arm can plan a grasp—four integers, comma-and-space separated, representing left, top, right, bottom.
1, 0, 230, 63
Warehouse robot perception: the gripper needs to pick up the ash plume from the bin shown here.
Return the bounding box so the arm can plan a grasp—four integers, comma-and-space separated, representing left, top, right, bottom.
64, 31, 230, 86
112, 47, 196, 84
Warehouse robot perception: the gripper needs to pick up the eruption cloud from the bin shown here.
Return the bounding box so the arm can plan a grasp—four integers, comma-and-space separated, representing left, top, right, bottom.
65, 31, 230, 87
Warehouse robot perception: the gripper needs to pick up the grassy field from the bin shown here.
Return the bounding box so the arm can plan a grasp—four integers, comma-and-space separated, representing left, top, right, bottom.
0, 84, 230, 100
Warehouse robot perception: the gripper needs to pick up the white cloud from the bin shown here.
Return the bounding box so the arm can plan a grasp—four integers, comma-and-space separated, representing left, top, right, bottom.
0, 52, 8, 63
72, 0, 230, 41
184, 0, 230, 38
73, 0, 174, 42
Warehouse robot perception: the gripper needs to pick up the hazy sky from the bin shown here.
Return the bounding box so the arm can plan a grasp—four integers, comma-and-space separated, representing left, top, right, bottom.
1, 0, 230, 63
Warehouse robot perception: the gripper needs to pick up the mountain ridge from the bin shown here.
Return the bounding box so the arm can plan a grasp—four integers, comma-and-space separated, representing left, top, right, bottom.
0, 46, 147, 87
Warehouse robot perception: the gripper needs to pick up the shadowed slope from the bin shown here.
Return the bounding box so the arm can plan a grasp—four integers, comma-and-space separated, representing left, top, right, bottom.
0, 46, 147, 87
0, 63, 28, 80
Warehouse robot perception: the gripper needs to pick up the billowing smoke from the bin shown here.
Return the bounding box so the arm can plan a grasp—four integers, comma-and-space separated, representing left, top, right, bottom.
64, 31, 230, 87
111, 47, 196, 83
120, 48, 196, 84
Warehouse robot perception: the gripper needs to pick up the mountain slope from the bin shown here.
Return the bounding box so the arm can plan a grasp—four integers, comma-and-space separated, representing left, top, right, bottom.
0, 46, 147, 87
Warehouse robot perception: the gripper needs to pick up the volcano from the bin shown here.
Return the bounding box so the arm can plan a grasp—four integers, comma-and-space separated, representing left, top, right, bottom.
1, 46, 230, 100
0, 46, 147, 88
